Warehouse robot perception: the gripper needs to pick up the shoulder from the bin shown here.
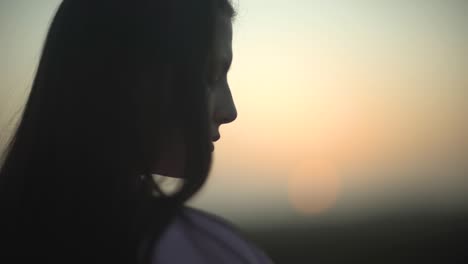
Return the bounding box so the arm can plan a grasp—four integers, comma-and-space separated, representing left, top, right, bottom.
151, 206, 274, 264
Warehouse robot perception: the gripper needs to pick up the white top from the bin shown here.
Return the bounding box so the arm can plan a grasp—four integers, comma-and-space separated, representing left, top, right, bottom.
151, 207, 274, 264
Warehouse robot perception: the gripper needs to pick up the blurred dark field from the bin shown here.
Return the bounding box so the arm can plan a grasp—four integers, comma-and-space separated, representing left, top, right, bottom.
245, 209, 468, 264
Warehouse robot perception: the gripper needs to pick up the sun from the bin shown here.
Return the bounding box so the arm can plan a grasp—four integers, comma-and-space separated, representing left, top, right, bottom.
287, 158, 341, 215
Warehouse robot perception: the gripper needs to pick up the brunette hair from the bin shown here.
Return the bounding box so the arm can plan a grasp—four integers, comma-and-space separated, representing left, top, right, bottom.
0, 0, 235, 263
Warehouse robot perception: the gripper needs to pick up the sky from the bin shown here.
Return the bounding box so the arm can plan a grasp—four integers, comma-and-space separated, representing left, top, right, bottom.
1, 0, 467, 228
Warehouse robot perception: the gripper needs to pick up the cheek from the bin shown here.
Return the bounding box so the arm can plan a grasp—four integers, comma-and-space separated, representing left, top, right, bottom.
208, 92, 216, 119
208, 92, 218, 137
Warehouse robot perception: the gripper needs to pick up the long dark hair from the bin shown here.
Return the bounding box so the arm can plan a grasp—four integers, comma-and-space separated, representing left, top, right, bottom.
0, 0, 235, 263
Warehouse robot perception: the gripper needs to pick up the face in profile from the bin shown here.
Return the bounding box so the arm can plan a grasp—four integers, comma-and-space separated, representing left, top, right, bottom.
208, 15, 237, 151
152, 14, 237, 178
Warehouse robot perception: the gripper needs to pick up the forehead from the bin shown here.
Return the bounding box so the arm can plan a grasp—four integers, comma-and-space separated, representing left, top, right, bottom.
213, 16, 233, 61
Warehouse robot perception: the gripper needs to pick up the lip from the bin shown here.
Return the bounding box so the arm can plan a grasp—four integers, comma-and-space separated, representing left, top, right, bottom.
212, 134, 220, 142
211, 134, 220, 152
210, 142, 214, 152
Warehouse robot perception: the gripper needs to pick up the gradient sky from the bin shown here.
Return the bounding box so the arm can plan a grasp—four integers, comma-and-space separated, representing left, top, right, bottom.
1, 0, 467, 228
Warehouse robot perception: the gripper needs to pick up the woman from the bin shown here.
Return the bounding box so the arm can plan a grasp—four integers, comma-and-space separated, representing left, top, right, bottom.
0, 0, 273, 263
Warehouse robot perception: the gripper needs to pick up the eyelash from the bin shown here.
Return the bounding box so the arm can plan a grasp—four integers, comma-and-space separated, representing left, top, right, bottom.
205, 67, 229, 90
213, 74, 222, 82
205, 77, 218, 92
207, 72, 223, 86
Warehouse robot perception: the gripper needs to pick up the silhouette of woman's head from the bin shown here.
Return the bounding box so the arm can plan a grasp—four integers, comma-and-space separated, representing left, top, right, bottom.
154, 1, 237, 178
0, 0, 236, 263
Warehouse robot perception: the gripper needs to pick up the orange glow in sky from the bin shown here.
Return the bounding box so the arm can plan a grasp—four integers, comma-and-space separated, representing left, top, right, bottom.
1, 0, 467, 224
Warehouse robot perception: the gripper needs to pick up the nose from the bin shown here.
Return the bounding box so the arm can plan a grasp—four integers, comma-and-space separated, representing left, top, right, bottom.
214, 88, 237, 125
220, 106, 237, 124
216, 101, 237, 124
